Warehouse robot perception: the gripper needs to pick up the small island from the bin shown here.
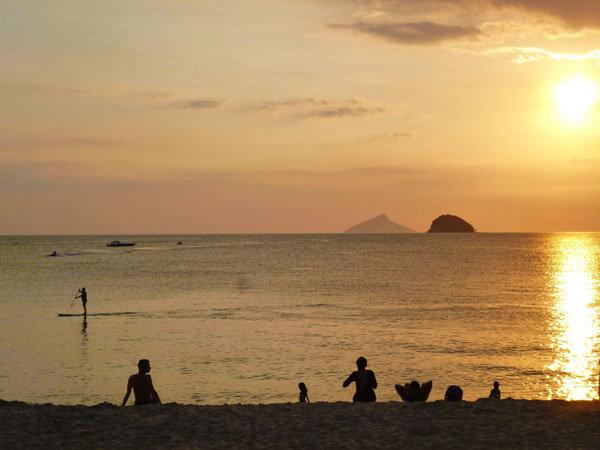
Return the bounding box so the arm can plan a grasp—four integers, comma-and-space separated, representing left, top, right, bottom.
345, 214, 415, 233
427, 214, 475, 233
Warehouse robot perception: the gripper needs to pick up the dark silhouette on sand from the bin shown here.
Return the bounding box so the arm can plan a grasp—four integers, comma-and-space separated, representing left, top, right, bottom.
343, 356, 377, 402
489, 381, 501, 399
122, 359, 161, 406
395, 380, 433, 402
427, 214, 475, 232
445, 385, 463, 401
344, 214, 415, 233
74, 287, 87, 315
298, 382, 310, 403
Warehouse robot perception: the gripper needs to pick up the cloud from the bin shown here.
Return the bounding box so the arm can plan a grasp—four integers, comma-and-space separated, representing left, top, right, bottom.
358, 1, 600, 31
180, 99, 225, 109
134, 90, 175, 99
495, 0, 600, 30
253, 98, 349, 112
250, 98, 385, 119
305, 105, 386, 118
332, 21, 481, 45
367, 131, 416, 141
486, 46, 600, 64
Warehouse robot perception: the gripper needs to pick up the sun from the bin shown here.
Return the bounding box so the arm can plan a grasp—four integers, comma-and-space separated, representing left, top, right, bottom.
554, 77, 598, 123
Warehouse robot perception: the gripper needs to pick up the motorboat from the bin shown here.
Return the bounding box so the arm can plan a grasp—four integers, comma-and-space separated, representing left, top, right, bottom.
106, 240, 136, 247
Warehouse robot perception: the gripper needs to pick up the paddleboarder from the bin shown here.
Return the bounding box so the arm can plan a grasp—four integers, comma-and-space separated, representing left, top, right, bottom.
74, 287, 87, 315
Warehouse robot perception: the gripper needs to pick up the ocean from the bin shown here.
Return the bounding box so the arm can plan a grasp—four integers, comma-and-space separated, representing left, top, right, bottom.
1, 233, 599, 405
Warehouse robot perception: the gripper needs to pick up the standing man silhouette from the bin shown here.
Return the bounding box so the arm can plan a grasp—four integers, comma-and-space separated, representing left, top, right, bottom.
75, 287, 87, 315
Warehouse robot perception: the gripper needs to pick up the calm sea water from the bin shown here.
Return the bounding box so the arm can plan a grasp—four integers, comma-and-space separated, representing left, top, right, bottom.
1, 233, 599, 405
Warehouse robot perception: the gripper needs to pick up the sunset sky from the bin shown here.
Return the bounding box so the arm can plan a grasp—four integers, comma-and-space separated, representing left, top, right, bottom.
2, 0, 600, 233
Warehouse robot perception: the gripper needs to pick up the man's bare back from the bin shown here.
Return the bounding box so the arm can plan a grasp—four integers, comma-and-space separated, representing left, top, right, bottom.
122, 359, 161, 406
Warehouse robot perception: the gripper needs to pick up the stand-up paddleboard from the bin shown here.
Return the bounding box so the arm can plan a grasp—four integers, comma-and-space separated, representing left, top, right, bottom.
58, 312, 136, 317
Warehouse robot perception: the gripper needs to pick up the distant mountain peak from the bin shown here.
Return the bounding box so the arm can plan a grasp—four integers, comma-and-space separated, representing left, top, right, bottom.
344, 214, 416, 234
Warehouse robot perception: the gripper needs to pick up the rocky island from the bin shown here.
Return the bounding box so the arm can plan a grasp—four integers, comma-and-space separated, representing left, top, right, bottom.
427, 214, 475, 233
345, 214, 415, 233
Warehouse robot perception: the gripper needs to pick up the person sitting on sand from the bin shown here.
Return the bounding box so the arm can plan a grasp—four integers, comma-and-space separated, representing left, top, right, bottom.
343, 356, 377, 402
489, 381, 501, 399
299, 382, 310, 403
74, 287, 87, 315
395, 380, 433, 402
122, 359, 161, 406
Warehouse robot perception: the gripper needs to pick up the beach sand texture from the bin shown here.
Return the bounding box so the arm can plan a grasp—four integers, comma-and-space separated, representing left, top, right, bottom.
2, 399, 600, 449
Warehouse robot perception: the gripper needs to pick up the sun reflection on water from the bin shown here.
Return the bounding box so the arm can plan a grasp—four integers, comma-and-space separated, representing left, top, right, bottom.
547, 235, 600, 400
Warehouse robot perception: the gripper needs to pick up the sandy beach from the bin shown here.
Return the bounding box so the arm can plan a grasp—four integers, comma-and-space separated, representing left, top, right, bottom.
2, 398, 600, 449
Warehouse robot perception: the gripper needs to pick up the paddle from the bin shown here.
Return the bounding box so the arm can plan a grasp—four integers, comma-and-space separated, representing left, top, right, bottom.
70, 290, 80, 309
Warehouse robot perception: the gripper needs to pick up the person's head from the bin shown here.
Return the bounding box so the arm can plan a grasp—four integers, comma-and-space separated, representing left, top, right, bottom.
81, 287, 86, 292
410, 381, 420, 390
299, 382, 307, 392
356, 356, 367, 369
138, 359, 151, 373
493, 381, 499, 388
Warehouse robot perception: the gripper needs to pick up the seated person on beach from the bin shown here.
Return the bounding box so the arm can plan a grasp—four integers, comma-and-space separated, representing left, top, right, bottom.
395, 380, 433, 402
343, 356, 377, 402
489, 381, 501, 399
122, 359, 161, 406
444, 385, 463, 401
299, 382, 310, 403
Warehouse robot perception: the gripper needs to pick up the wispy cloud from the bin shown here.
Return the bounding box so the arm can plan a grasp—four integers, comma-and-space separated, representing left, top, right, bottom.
252, 98, 349, 112
332, 21, 481, 45
180, 99, 225, 109
357, 1, 600, 31
486, 46, 600, 64
305, 105, 386, 118
133, 90, 175, 99
367, 131, 416, 141
250, 98, 385, 119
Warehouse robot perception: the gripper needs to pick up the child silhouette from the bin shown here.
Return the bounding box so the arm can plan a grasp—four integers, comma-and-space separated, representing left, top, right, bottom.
298, 382, 310, 403
489, 381, 501, 399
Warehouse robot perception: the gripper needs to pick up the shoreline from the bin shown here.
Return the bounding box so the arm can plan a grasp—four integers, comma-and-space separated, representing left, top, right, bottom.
3, 398, 600, 449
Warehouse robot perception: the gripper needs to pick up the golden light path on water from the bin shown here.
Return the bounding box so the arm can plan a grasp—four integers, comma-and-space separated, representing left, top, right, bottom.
547, 235, 600, 400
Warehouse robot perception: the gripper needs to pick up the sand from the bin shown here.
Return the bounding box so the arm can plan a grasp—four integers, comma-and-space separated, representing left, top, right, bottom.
2, 398, 600, 449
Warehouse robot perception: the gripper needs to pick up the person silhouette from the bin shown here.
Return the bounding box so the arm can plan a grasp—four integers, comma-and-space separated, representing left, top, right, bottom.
395, 380, 433, 402
343, 356, 377, 402
74, 287, 87, 315
489, 381, 501, 399
122, 359, 161, 406
298, 382, 310, 403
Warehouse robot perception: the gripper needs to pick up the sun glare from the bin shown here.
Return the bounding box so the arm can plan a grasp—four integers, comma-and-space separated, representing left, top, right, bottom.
554, 77, 599, 123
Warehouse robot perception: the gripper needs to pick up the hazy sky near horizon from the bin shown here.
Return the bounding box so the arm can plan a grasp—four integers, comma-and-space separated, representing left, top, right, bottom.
2, 0, 600, 233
